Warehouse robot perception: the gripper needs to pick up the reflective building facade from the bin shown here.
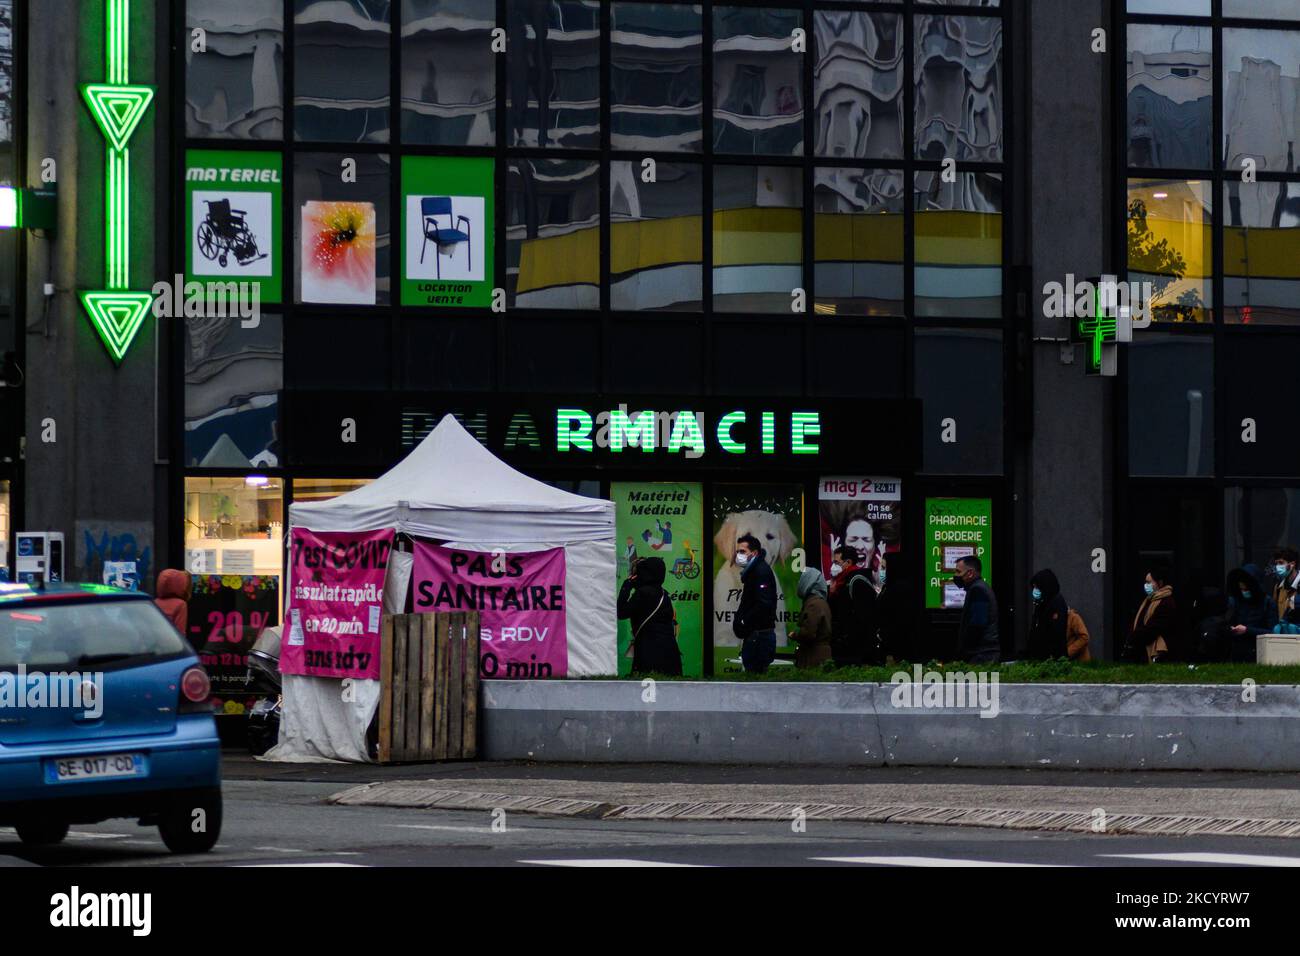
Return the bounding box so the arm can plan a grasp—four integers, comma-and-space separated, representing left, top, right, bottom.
6, 0, 1300, 668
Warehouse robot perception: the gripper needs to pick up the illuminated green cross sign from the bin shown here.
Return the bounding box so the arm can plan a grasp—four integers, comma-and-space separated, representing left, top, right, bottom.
1077, 285, 1117, 375
78, 0, 154, 363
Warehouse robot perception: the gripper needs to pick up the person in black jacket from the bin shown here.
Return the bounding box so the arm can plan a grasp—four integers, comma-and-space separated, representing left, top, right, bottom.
955, 555, 1000, 663
733, 533, 778, 673
1190, 586, 1231, 662
1027, 568, 1069, 659
1123, 564, 1177, 663
616, 556, 682, 675
829, 545, 881, 666
1226, 564, 1277, 663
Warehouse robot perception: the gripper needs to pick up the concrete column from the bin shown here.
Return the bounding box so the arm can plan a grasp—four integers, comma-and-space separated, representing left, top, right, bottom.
23, 0, 162, 589
1026, 0, 1113, 655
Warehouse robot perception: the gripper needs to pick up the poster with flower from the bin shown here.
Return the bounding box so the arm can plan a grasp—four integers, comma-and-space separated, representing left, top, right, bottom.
300, 200, 377, 304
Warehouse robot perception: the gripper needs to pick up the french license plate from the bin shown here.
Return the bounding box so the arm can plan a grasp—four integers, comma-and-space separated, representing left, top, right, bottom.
45, 752, 146, 784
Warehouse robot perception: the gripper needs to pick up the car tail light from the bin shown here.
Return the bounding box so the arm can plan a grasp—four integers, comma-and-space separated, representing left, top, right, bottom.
179, 666, 212, 714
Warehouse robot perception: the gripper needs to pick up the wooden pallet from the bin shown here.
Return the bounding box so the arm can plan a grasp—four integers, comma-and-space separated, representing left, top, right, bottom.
377, 611, 481, 763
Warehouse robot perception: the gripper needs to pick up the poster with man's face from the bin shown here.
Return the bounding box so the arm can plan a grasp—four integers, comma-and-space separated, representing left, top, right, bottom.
818, 476, 902, 576
711, 484, 804, 674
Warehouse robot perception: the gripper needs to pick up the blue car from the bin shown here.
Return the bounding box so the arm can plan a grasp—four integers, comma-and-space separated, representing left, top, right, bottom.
0, 583, 222, 853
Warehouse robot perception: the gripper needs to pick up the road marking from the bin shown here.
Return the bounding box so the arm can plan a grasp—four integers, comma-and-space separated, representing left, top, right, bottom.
812, 856, 1059, 868
519, 858, 708, 868
387, 824, 490, 834
237, 862, 368, 867
1101, 853, 1300, 867
65, 832, 131, 841
0, 828, 129, 842
253, 846, 306, 853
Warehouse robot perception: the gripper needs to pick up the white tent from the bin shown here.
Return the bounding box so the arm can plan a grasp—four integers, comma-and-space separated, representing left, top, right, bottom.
265, 414, 616, 762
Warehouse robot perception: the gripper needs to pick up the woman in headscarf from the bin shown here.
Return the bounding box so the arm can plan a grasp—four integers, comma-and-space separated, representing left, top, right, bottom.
616, 556, 682, 675
154, 569, 192, 643
790, 568, 832, 669
1027, 568, 1069, 659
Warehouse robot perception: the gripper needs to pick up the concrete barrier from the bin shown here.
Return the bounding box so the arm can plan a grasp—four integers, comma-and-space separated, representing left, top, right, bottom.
481, 680, 1300, 770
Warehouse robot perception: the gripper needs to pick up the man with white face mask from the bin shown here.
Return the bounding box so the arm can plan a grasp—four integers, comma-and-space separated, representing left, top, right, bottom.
733, 533, 778, 673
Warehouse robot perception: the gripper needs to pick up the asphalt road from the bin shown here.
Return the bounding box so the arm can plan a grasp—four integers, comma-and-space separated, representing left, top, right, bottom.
4, 778, 1300, 868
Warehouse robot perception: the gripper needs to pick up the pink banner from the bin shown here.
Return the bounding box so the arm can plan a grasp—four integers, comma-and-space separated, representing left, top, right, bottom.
282, 528, 394, 680
411, 542, 567, 679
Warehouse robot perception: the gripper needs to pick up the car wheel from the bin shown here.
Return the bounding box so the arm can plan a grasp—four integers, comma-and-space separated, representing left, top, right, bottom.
15, 819, 69, 845
157, 789, 222, 854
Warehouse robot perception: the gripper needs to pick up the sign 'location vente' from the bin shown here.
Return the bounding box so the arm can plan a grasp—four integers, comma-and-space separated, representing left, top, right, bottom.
79, 0, 156, 364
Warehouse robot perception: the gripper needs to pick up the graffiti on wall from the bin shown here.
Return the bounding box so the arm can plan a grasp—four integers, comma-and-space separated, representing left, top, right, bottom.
76, 521, 154, 588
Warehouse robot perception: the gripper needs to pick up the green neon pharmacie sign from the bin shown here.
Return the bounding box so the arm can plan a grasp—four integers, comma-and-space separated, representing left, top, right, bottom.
555, 408, 822, 457
79, 0, 155, 364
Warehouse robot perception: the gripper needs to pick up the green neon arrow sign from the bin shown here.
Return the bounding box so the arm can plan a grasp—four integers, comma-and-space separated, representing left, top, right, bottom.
81, 84, 155, 152
79, 291, 153, 363
80, 0, 154, 363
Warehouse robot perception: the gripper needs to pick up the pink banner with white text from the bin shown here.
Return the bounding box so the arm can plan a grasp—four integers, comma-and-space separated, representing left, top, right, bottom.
282, 528, 394, 680
411, 542, 567, 679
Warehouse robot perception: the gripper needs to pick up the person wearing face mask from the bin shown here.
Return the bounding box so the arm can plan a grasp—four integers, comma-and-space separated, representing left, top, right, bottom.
954, 555, 1000, 663
789, 568, 833, 668
1027, 568, 1069, 659
1270, 549, 1299, 622
733, 533, 778, 673
829, 546, 881, 666
1225, 564, 1277, 662
1123, 565, 1177, 663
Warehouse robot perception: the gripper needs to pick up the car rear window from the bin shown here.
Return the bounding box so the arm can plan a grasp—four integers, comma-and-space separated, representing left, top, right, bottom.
0, 600, 190, 670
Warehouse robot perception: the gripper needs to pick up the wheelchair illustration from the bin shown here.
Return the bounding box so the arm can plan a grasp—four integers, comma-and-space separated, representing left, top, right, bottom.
196, 199, 267, 268
670, 556, 700, 580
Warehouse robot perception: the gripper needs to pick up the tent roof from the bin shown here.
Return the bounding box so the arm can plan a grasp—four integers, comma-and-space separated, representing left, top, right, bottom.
288, 414, 612, 543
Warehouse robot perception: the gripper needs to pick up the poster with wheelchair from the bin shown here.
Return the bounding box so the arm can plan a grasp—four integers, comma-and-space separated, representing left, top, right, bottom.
185, 149, 283, 303
400, 155, 494, 308
612, 482, 704, 677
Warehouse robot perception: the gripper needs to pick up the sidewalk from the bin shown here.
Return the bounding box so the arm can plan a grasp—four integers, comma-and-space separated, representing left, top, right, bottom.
224, 751, 1300, 839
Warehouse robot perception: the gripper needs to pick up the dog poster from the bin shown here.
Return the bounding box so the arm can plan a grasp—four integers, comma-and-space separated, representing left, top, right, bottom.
612, 482, 704, 677
817, 475, 902, 575
711, 484, 804, 673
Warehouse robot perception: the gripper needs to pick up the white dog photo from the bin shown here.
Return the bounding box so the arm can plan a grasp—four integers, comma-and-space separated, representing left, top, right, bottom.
712, 509, 798, 647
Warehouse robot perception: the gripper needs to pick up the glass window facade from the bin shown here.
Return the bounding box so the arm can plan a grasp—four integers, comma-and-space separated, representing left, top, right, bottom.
175, 1, 1013, 658
183, 476, 285, 579
186, 0, 285, 139
1120, 2, 1300, 649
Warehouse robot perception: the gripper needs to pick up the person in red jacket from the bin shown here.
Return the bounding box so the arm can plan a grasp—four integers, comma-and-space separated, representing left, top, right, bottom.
154, 569, 191, 642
